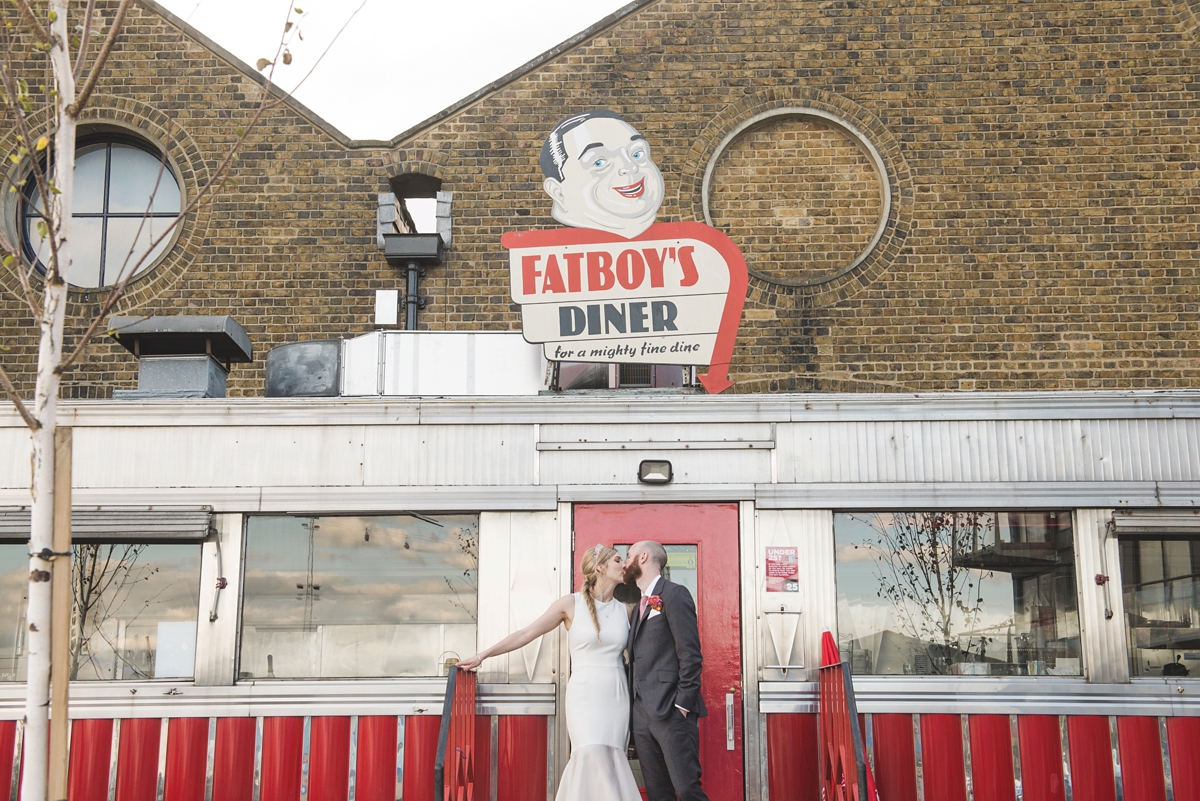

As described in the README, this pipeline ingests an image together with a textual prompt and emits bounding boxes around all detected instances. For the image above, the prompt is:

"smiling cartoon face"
[541,113,664,239]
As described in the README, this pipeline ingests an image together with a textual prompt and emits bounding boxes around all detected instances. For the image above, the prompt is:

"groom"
[624,540,710,801]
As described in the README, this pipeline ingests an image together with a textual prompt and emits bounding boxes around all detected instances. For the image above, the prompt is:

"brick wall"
[2,0,1199,396]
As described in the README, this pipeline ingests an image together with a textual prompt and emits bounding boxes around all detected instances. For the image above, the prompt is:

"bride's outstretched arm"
[457,594,574,671]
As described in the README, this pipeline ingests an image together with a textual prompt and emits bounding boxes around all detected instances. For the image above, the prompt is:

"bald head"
[630,540,667,572]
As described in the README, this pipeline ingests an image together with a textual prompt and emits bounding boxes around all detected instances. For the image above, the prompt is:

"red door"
[574,503,744,801]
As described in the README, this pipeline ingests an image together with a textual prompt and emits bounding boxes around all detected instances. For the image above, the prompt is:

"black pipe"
[406,261,420,330]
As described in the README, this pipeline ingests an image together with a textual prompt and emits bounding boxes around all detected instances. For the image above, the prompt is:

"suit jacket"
[627,577,708,721]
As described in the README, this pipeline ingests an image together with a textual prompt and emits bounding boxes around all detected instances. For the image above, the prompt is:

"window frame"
[19,132,182,288]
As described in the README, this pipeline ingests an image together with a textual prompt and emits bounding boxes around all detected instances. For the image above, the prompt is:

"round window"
[22,136,182,288]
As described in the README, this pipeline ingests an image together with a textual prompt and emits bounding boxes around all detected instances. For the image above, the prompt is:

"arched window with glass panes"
[22,134,181,288]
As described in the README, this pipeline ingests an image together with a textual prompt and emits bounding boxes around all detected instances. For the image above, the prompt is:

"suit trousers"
[631,697,710,801]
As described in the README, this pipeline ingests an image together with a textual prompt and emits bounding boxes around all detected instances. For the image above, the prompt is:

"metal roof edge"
[386,0,663,147]
[134,0,392,150]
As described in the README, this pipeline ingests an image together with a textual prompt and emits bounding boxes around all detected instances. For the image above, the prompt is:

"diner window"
[0,543,201,682]
[1120,535,1200,678]
[555,362,688,390]
[22,135,181,288]
[834,511,1081,677]
[240,514,478,679]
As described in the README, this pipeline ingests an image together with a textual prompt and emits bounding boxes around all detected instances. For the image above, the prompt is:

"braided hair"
[580,544,619,641]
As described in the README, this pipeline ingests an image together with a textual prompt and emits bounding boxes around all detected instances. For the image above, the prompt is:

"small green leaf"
[47,10,57,22]
[7,154,19,164]
[35,136,49,151]
[234,126,245,136]
[284,21,293,32]
[282,50,292,65]
[255,58,272,70]
[294,7,304,13]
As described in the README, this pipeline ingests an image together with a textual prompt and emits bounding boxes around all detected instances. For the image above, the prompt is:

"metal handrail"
[819,631,877,801]
[434,665,477,801]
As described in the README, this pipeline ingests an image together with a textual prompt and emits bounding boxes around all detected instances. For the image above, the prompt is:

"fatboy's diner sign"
[502,111,747,394]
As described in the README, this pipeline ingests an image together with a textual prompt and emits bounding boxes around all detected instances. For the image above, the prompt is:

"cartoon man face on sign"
[540,110,665,239]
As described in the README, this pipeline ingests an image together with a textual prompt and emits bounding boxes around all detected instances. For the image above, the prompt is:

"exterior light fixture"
[638,460,673,485]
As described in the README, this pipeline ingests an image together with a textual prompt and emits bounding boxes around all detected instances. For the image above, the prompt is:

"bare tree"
[849,511,993,674]
[0,3,362,796]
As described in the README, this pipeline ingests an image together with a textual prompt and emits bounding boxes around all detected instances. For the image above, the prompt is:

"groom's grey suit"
[627,575,710,801]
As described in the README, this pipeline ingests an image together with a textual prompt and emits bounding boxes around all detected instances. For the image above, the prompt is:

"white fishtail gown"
[555,592,642,801]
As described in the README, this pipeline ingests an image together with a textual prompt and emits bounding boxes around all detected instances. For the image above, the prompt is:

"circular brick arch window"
[703,108,890,288]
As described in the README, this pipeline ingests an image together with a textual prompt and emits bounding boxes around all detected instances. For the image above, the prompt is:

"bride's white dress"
[555,592,642,801]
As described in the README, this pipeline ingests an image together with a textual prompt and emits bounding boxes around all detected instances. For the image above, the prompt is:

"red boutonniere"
[647,595,663,613]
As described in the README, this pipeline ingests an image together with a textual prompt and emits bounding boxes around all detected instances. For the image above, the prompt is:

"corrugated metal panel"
[0,506,212,543]
[1074,509,1130,684]
[362,425,535,486]
[538,422,773,443]
[541,448,770,485]
[780,418,1200,485]
[72,426,366,489]
[1110,509,1200,535]
[0,429,29,489]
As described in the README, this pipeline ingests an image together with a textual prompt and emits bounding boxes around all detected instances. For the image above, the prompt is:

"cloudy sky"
[157,0,634,141]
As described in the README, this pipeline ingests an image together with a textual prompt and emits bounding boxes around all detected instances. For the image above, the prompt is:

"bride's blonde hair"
[581,544,619,640]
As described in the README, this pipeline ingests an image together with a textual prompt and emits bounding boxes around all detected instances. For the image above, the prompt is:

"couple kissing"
[458,540,709,801]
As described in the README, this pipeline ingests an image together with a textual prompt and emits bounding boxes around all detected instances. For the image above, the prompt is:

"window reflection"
[240,514,478,679]
[834,512,1081,677]
[1120,536,1200,678]
[0,543,201,682]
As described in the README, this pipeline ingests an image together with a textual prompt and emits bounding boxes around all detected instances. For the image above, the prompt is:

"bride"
[457,544,641,801]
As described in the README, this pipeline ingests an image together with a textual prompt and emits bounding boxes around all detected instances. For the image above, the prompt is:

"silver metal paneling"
[538,422,773,444]
[780,418,1200,486]
[72,426,367,488]
[1111,508,1200,535]
[541,449,770,485]
[194,514,243,687]
[363,426,535,486]
[0,681,555,720]
[757,678,1200,715]
[557,484,756,503]
[755,510,834,682]
[738,502,765,801]
[1075,509,1131,684]
[0,429,28,489]
[0,506,212,543]
[754,481,1194,509]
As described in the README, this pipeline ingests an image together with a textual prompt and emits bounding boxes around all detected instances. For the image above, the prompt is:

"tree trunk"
[23,3,74,799]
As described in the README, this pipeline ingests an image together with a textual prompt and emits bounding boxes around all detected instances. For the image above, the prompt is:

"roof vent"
[108,315,252,399]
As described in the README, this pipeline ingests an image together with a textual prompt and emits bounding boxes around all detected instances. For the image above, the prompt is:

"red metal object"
[163,718,208,801]
[117,717,162,801]
[766,713,819,801]
[474,714,492,801]
[260,717,303,801]
[574,502,744,800]
[212,717,256,801]
[436,667,477,801]
[497,717,546,801]
[919,714,967,801]
[1117,717,1166,801]
[404,716,441,801]
[818,632,877,801]
[968,715,1015,801]
[67,719,113,801]
[871,714,918,801]
[308,717,351,801]
[1167,717,1200,801]
[1066,717,1116,801]
[0,720,13,801]
[355,716,398,801]
[1017,715,1065,801]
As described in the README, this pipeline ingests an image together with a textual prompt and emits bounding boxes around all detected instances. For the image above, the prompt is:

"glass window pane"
[0,546,30,682]
[834,511,1081,677]
[240,514,479,679]
[74,143,108,213]
[103,217,174,283]
[0,543,200,682]
[28,216,103,287]
[107,143,180,214]
[1122,535,1200,678]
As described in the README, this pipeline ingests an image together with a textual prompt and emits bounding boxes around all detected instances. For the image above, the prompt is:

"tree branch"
[73,0,97,81]
[0,362,40,431]
[68,0,131,116]
[14,0,53,46]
